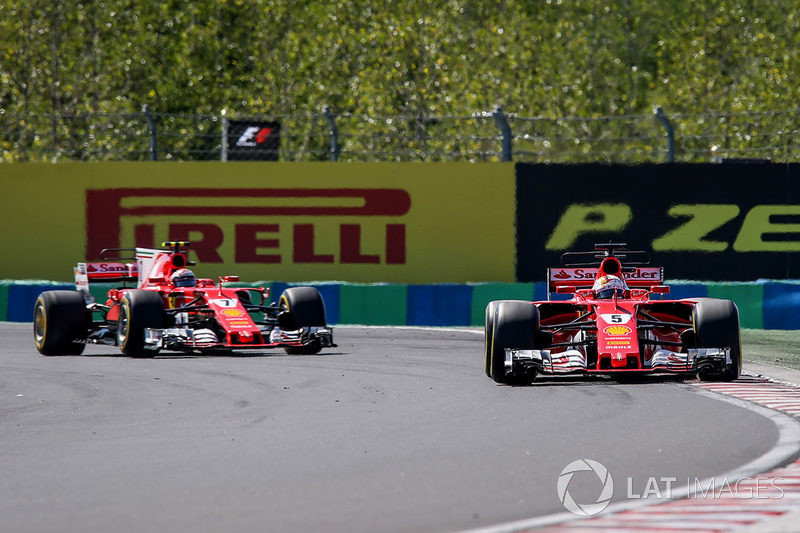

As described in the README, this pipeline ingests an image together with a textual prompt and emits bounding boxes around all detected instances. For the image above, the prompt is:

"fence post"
[323,105,339,162]
[654,106,674,163]
[221,109,229,162]
[493,105,512,162]
[142,104,157,161]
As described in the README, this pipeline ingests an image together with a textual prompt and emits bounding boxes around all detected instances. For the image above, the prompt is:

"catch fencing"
[3,106,799,163]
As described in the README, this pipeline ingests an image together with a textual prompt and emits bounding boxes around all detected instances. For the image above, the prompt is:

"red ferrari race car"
[33,241,335,358]
[485,243,741,385]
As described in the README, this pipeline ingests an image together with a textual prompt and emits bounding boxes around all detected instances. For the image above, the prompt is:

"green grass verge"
[742,329,800,372]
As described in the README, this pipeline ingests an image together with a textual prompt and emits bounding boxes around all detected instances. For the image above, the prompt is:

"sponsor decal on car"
[84,262,137,277]
[603,325,632,336]
[550,268,661,282]
[600,313,632,324]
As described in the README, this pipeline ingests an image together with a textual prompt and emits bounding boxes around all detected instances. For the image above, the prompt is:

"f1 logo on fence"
[235,126,275,147]
[227,120,281,160]
[85,188,411,265]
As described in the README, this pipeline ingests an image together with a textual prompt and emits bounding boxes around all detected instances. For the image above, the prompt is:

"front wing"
[505,346,730,377]
[143,326,335,353]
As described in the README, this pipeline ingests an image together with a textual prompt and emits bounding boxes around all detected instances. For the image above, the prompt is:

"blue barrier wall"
[4,280,799,329]
[762,282,800,330]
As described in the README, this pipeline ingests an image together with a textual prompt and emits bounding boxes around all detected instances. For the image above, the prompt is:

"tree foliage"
[1,0,798,161]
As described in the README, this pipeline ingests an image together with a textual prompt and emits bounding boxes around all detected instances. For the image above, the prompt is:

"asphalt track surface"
[0,323,789,533]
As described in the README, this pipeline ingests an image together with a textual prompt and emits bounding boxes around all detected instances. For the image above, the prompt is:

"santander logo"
[87,263,127,273]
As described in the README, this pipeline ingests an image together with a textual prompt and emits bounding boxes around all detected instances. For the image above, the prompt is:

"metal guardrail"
[2,106,798,163]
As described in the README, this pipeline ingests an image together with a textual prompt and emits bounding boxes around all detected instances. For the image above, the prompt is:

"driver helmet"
[592,274,628,299]
[171,268,196,287]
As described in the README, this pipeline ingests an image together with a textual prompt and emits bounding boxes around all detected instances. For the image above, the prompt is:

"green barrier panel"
[706,283,764,330]
[339,284,407,325]
[89,283,115,304]
[470,283,537,326]
[0,284,8,321]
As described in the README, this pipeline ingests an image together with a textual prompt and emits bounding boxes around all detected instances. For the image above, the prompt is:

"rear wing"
[77,242,192,295]
[75,262,138,284]
[74,262,139,303]
[547,266,664,299]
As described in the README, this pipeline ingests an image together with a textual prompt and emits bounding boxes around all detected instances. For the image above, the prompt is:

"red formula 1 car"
[485,243,741,385]
[34,241,335,357]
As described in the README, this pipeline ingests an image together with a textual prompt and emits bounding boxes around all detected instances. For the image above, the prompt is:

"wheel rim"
[33,302,46,346]
[118,303,129,347]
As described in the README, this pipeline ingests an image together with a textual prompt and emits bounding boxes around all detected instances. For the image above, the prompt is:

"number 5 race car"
[33,241,335,357]
[485,243,741,385]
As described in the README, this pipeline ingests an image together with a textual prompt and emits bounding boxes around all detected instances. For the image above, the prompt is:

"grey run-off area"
[0,323,794,533]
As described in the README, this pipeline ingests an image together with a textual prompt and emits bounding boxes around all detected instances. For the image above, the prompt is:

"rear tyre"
[693,298,741,381]
[279,287,327,355]
[33,291,88,355]
[118,290,164,358]
[490,301,539,385]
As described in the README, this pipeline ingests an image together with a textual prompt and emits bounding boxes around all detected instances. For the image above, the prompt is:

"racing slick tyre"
[692,298,741,381]
[279,287,327,355]
[484,301,499,378]
[490,301,539,385]
[118,290,164,358]
[485,300,528,378]
[33,290,89,356]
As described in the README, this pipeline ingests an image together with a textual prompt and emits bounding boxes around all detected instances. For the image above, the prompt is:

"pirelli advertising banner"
[0,162,516,283]
[516,163,800,282]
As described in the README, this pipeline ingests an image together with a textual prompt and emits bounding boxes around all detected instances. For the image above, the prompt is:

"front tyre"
[490,301,539,385]
[485,300,528,378]
[33,290,88,355]
[279,287,327,355]
[693,298,741,381]
[118,290,164,358]
[484,301,499,378]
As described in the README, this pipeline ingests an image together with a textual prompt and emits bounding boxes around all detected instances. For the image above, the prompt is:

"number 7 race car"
[485,243,741,385]
[33,241,335,358]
